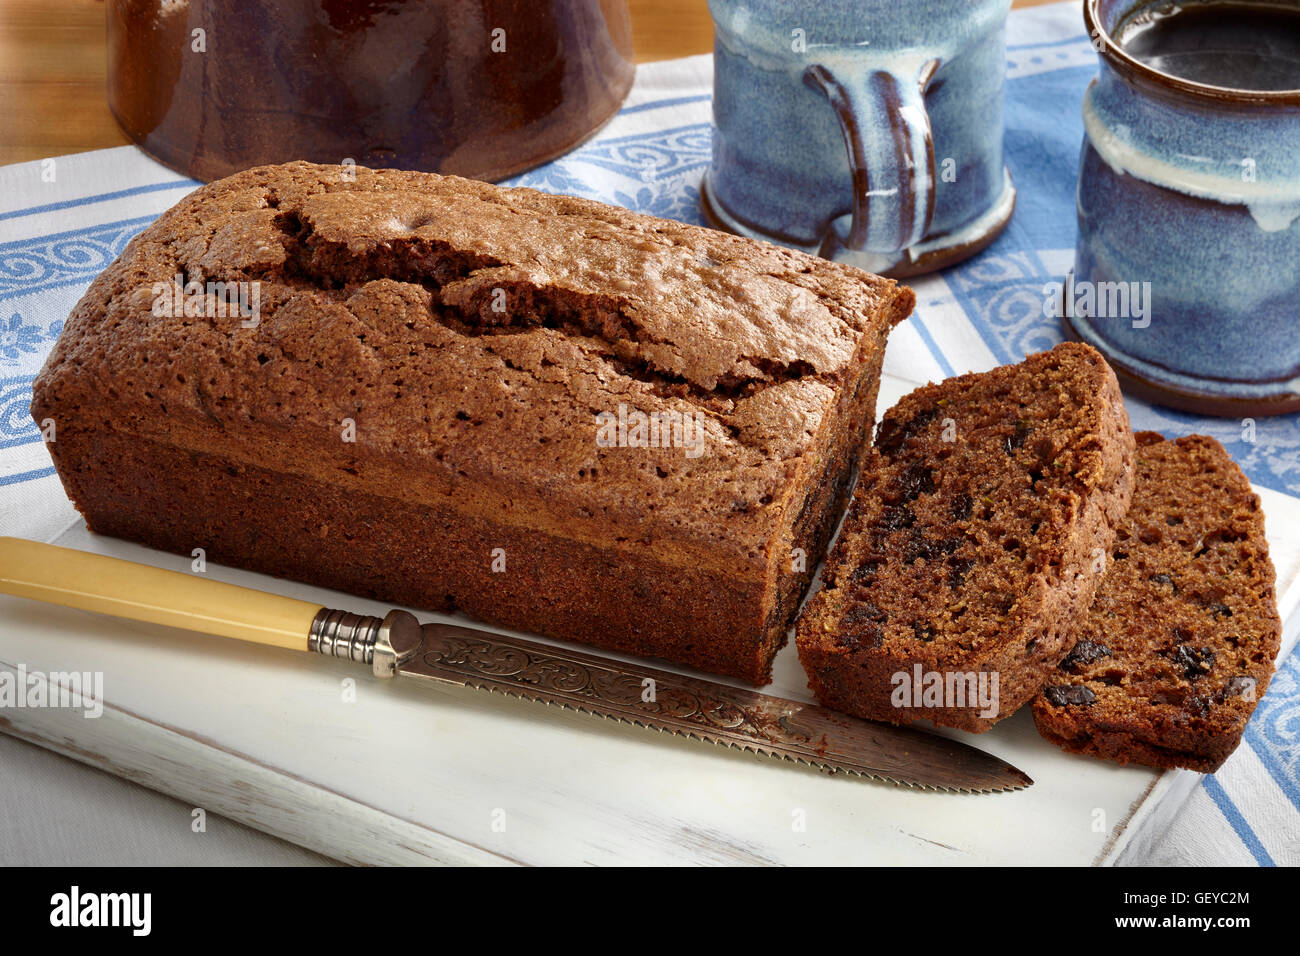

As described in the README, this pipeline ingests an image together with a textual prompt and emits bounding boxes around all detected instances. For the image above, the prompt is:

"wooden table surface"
[0,0,1063,166]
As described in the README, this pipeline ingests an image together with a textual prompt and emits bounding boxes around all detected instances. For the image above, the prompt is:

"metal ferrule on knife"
[308,607,423,678]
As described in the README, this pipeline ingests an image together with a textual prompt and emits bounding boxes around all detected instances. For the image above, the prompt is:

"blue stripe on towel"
[0,180,196,223]
[1203,775,1276,866]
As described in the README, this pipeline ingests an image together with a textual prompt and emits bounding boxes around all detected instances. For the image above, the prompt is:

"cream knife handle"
[0,537,423,677]
[0,536,322,650]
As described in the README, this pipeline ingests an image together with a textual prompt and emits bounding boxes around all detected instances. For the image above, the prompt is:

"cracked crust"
[796,343,1137,731]
[32,161,914,683]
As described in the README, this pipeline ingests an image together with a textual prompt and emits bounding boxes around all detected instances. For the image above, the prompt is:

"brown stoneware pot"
[108,0,635,182]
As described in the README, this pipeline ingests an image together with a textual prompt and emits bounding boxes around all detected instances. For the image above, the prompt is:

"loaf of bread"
[32,161,914,684]
[1033,432,1281,771]
[796,343,1136,731]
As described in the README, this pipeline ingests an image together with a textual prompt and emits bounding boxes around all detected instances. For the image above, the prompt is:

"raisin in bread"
[796,342,1136,732]
[1033,432,1281,771]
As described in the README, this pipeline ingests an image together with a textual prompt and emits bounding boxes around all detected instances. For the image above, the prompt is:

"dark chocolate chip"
[1207,603,1233,619]
[1062,639,1112,671]
[1148,572,1175,589]
[950,492,974,521]
[1045,685,1096,707]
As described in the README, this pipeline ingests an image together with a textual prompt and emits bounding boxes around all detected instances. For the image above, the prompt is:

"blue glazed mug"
[701,0,1016,277]
[1068,0,1300,416]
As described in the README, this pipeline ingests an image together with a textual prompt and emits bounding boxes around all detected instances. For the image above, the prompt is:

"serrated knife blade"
[401,622,1032,793]
[0,537,1032,793]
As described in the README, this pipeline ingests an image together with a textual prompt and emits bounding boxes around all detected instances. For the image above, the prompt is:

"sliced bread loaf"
[796,342,1136,732]
[1032,432,1281,772]
[31,161,912,685]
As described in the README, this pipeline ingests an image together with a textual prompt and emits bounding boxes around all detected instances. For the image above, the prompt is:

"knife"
[0,536,1031,793]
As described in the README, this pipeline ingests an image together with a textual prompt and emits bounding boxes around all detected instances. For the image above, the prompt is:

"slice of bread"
[796,342,1136,732]
[1032,432,1282,772]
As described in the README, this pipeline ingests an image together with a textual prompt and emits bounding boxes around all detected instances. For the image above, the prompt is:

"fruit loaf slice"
[1032,432,1281,772]
[796,342,1136,732]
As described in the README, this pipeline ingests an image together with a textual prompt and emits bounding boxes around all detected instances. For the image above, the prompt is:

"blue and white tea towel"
[0,0,1296,864]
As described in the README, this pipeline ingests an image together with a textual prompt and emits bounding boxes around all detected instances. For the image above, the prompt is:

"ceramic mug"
[1068,0,1300,416]
[701,0,1016,277]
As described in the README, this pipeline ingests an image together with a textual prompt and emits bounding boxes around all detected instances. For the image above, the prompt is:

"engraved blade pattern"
[400,623,1033,793]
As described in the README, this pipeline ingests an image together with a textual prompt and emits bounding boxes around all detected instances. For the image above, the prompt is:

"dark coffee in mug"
[1116,2,1300,91]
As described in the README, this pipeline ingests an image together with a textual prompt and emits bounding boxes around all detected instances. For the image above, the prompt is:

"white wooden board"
[2,373,1298,865]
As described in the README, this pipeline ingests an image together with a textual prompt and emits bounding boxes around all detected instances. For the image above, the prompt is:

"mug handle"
[804,58,941,257]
